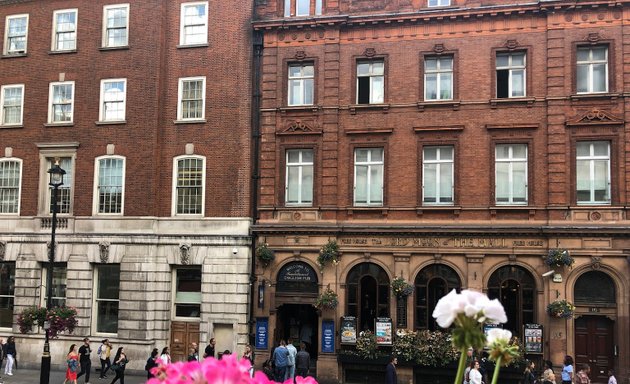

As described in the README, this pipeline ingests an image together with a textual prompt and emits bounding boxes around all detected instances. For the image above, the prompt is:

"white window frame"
[424,56,453,101]
[99,78,127,122]
[40,263,67,308]
[0,84,24,126]
[356,60,385,104]
[92,264,120,336]
[48,81,75,124]
[284,0,322,17]
[93,155,126,216]
[51,9,78,52]
[285,149,313,206]
[288,63,314,106]
[576,46,608,94]
[496,52,526,98]
[179,2,208,46]
[576,141,611,205]
[495,144,528,205]
[177,76,206,121]
[172,267,202,320]
[428,0,450,6]
[422,146,454,205]
[38,152,76,216]
[4,14,29,55]
[102,4,129,48]
[172,155,206,216]
[0,158,22,215]
[353,148,384,206]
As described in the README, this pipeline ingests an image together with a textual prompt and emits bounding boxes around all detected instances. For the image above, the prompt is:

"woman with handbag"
[110,346,129,384]
[63,344,79,384]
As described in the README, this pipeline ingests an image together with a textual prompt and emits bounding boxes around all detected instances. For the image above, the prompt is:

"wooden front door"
[575,316,614,383]
[170,321,200,362]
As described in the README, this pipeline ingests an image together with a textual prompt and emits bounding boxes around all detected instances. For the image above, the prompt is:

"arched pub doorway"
[487,265,535,337]
[574,270,616,383]
[275,261,319,357]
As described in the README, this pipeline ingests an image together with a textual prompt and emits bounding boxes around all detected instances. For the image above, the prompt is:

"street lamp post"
[40,161,65,384]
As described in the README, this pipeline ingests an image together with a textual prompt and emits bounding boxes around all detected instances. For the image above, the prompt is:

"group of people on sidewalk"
[266,338,311,382]
[63,337,128,384]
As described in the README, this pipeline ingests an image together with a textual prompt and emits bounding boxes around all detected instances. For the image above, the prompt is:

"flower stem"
[490,356,502,384]
[454,347,467,384]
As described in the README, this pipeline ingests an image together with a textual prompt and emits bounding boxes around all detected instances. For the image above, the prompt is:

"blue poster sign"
[255,317,268,350]
[321,320,335,353]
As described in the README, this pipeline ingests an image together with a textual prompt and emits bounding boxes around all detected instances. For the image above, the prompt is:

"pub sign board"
[375,317,393,345]
[255,317,268,350]
[340,316,357,344]
[322,320,335,353]
[524,324,543,354]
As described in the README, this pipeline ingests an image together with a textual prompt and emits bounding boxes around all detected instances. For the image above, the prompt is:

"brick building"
[0,0,252,370]
[252,0,630,382]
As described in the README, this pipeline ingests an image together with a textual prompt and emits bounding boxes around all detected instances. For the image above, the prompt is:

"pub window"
[574,271,615,306]
[414,264,461,330]
[346,262,390,332]
[487,265,535,337]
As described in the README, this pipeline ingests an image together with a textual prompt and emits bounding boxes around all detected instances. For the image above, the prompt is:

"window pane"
[496,163,509,201]
[355,166,367,203]
[304,79,314,104]
[512,144,527,159]
[592,142,609,156]
[496,145,510,159]
[372,61,384,75]
[0,160,20,214]
[371,76,384,103]
[97,300,119,333]
[425,74,437,100]
[592,64,607,92]
[576,142,590,157]
[424,147,437,161]
[370,165,383,203]
[576,159,590,192]
[512,53,525,66]
[439,73,452,99]
[512,70,524,97]
[576,48,589,62]
[576,65,588,93]
[297,0,310,15]
[98,265,120,300]
[370,148,383,162]
[425,58,437,71]
[439,163,453,202]
[424,163,437,202]
[592,47,607,61]
[439,57,452,70]
[593,160,608,190]
[357,63,370,76]
[286,166,300,203]
[441,147,453,160]
[512,163,527,201]
[302,165,313,203]
[496,54,509,67]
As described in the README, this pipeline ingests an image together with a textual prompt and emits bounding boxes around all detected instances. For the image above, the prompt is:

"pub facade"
[251,0,630,383]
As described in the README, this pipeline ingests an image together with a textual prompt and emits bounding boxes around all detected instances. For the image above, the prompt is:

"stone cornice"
[253,1,628,30]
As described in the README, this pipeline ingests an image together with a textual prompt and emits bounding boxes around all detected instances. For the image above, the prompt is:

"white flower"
[432,289,462,328]
[486,328,512,346]
[432,289,508,329]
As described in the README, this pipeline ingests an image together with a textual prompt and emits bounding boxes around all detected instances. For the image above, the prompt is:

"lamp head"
[48,160,66,187]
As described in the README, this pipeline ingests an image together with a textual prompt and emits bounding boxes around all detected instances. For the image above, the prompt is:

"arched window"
[276,261,318,295]
[575,271,615,306]
[414,264,461,330]
[346,263,390,332]
[487,265,535,337]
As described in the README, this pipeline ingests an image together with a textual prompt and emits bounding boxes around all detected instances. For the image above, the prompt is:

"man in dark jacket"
[295,342,310,378]
[386,356,397,384]
[76,337,92,384]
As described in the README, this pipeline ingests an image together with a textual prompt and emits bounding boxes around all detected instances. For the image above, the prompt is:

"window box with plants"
[17,306,78,338]
[256,243,275,268]
[391,277,414,299]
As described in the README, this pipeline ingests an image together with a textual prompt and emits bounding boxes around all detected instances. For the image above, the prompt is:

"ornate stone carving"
[180,243,191,265]
[99,241,110,263]
[586,32,601,44]
[567,108,624,126]
[363,48,377,57]
[505,39,519,50]
[294,50,307,60]
[284,120,316,133]
[590,256,602,270]
[0,241,5,261]
[433,43,445,54]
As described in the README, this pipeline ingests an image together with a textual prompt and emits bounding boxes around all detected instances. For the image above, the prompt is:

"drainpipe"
[248,28,264,347]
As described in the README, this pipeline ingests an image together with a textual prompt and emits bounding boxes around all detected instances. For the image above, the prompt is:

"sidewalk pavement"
[0,368,148,384]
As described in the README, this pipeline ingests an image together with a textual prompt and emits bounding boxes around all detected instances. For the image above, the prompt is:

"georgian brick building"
[0,0,252,369]
[252,0,630,382]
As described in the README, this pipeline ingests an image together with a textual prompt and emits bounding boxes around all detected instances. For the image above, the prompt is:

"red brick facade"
[253,1,630,383]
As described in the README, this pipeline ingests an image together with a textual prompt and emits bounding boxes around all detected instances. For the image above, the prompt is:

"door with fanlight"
[574,316,613,383]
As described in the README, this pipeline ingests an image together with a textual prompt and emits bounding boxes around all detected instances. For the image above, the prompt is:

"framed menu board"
[524,324,543,354]
[340,316,357,344]
[322,320,335,353]
[375,317,393,345]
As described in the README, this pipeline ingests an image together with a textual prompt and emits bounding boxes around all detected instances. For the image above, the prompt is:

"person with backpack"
[98,339,112,379]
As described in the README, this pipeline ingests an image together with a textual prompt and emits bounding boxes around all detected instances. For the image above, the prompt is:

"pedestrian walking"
[98,339,112,379]
[187,342,199,362]
[561,355,574,384]
[145,348,159,379]
[203,338,216,359]
[542,360,556,384]
[385,356,397,384]
[285,338,297,382]
[272,340,289,382]
[242,344,254,378]
[468,360,482,384]
[76,337,92,384]
[3,336,16,376]
[523,360,536,384]
[608,369,617,384]
[575,364,591,384]
[109,347,128,384]
[295,342,310,378]
[64,344,79,384]
[159,347,171,365]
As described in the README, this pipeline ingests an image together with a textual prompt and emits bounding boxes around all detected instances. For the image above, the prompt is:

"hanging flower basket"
[547,299,575,318]
[315,287,338,310]
[545,249,574,268]
[391,276,414,298]
[17,306,78,338]
[317,239,340,271]
[255,243,275,268]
